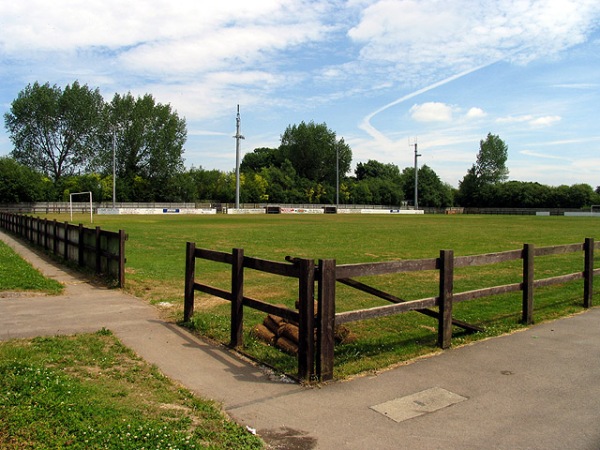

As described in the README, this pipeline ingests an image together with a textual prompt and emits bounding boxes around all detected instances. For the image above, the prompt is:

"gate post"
[230,248,244,348]
[297,258,315,381]
[438,249,454,349]
[184,242,196,322]
[522,243,534,324]
[584,238,594,308]
[317,259,336,382]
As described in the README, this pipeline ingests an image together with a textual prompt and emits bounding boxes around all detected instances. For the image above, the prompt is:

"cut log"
[251,324,276,345]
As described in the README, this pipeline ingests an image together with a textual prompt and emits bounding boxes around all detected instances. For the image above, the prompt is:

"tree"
[355,160,401,182]
[475,133,509,184]
[5,81,105,185]
[103,93,187,201]
[240,147,285,173]
[0,157,47,202]
[400,165,453,207]
[457,133,508,206]
[280,121,352,185]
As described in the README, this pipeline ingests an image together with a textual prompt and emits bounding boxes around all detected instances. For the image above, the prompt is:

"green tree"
[60,173,108,202]
[0,157,47,202]
[259,161,301,203]
[475,133,509,184]
[355,160,401,181]
[280,121,352,185]
[350,181,373,204]
[240,147,285,173]
[400,165,453,207]
[4,81,105,186]
[458,133,509,206]
[566,184,595,208]
[241,172,269,203]
[103,93,187,201]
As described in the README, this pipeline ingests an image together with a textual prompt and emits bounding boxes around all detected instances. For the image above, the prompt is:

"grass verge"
[0,240,63,295]
[0,330,263,449]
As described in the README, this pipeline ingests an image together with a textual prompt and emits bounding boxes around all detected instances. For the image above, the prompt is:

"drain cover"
[370,387,467,423]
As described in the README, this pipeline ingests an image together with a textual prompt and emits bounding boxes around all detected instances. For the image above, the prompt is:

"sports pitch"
[55,213,600,378]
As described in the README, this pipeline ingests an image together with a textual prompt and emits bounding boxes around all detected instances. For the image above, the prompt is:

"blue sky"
[1,0,599,188]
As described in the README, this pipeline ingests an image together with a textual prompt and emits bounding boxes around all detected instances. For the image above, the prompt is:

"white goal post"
[69,191,93,223]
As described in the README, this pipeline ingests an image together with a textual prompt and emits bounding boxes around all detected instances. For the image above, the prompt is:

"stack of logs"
[252,303,355,356]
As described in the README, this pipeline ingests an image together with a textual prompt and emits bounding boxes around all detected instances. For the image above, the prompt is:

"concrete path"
[1,230,600,450]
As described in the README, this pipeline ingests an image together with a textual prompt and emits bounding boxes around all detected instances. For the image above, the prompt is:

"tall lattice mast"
[233,105,245,209]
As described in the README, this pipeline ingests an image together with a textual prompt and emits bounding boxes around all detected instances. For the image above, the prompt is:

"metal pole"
[336,145,339,207]
[414,142,421,210]
[112,128,116,208]
[233,105,245,210]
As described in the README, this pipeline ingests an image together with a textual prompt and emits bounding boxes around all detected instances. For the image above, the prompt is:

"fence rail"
[0,212,127,287]
[184,238,597,383]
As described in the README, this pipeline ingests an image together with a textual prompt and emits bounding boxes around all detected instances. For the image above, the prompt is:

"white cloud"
[520,150,571,161]
[497,114,562,127]
[348,0,600,84]
[529,116,562,127]
[0,0,334,80]
[497,115,535,124]
[465,107,487,119]
[409,102,454,122]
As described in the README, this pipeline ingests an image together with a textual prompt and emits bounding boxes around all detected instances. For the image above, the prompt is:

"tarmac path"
[1,230,600,450]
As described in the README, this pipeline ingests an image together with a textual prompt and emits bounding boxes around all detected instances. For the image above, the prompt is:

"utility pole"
[413,139,421,210]
[336,145,339,207]
[112,128,117,208]
[233,105,245,209]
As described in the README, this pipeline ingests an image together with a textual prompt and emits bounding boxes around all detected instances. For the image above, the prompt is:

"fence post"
[230,248,244,348]
[438,249,454,349]
[297,258,315,381]
[584,238,594,308]
[53,220,58,255]
[118,230,126,288]
[184,242,196,322]
[43,218,49,250]
[36,217,42,246]
[95,226,102,275]
[63,222,69,261]
[27,216,33,242]
[522,243,534,324]
[77,224,85,267]
[317,259,336,382]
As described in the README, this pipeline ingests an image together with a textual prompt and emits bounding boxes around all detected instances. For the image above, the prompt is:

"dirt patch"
[259,427,317,450]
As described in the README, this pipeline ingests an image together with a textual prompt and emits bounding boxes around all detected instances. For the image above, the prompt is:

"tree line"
[2,81,599,209]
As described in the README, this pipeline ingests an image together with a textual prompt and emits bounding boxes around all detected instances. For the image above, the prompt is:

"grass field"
[40,213,600,379]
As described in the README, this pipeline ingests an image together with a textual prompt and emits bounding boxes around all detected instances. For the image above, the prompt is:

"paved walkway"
[1,230,600,450]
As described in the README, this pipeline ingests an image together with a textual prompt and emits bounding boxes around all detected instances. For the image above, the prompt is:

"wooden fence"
[184,238,598,383]
[0,212,127,287]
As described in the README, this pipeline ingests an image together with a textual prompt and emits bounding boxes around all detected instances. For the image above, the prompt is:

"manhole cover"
[370,387,467,423]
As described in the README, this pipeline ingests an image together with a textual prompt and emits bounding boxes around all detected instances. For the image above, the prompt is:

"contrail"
[359,60,501,142]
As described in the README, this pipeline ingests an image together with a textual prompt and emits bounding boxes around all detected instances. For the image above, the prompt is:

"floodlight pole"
[336,145,339,207]
[112,128,117,208]
[413,141,421,210]
[233,105,245,209]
